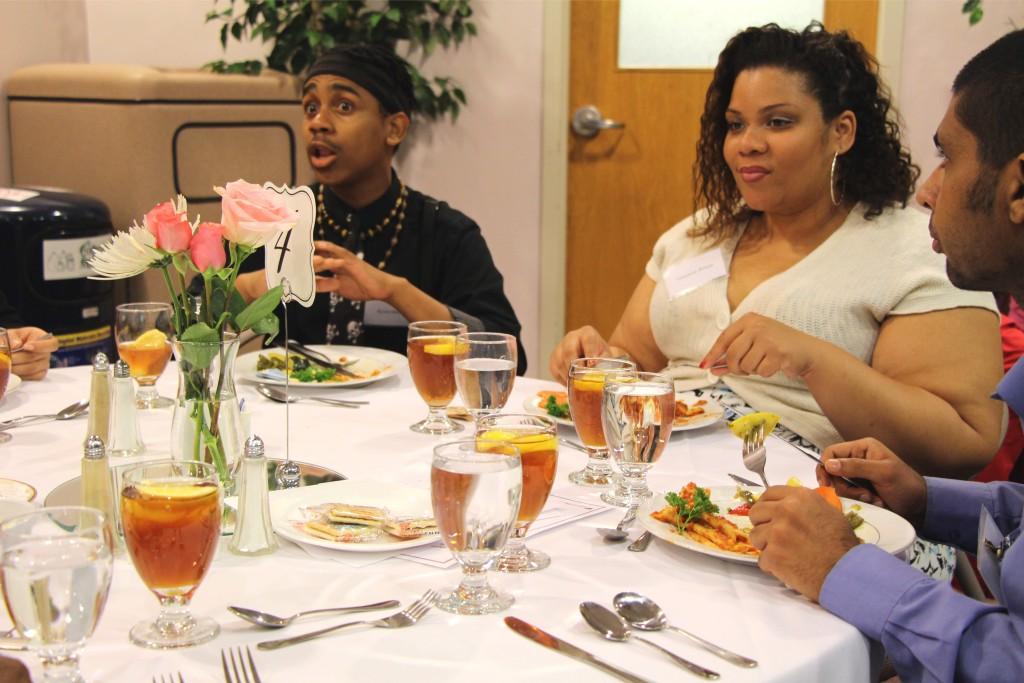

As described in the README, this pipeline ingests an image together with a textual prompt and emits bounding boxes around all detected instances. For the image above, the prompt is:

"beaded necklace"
[316,183,408,269]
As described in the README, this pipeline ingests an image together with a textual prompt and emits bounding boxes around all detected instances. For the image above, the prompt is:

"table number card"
[262,183,316,307]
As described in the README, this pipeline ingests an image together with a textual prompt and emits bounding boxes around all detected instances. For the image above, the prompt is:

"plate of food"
[524,389,724,432]
[236,345,406,389]
[639,482,916,565]
[271,480,438,553]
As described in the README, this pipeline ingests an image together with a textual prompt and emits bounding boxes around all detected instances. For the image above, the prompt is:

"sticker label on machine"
[42,236,109,281]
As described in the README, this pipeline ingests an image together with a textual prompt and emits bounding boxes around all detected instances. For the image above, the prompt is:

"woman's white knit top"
[645,204,998,448]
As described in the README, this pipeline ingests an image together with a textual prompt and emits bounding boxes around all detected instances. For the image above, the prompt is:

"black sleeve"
[0,290,24,328]
[430,206,528,375]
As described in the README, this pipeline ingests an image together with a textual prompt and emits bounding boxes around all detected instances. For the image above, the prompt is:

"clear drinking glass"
[566,357,636,487]
[431,439,522,615]
[476,414,557,572]
[601,372,675,507]
[115,302,174,409]
[0,327,13,444]
[1,507,113,683]
[120,460,221,648]
[454,332,518,424]
[407,320,468,434]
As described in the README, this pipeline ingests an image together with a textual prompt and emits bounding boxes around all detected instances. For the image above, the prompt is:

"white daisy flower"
[87,224,164,280]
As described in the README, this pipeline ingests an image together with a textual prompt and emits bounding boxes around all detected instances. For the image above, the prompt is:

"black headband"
[305,48,414,115]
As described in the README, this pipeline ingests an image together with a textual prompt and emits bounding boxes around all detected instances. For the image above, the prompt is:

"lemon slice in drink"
[133,329,168,349]
[571,371,606,392]
[136,482,216,499]
[727,411,780,439]
[423,338,468,355]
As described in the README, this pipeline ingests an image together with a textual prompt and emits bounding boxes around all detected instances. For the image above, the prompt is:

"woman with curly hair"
[550,23,1003,478]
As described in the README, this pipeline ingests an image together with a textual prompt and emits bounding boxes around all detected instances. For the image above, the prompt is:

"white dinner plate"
[236,345,406,389]
[271,479,438,553]
[639,485,916,565]
[523,390,724,432]
[1,374,22,401]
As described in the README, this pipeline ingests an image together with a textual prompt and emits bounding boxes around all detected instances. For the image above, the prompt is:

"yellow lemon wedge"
[136,482,217,500]
[478,430,555,454]
[133,329,168,349]
[727,411,780,439]
[571,372,606,392]
[786,476,803,487]
[0,352,10,368]
[423,337,468,356]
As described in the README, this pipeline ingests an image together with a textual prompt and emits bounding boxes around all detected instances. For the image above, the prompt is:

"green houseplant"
[205,0,475,121]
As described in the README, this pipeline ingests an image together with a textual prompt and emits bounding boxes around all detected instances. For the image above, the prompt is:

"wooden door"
[565,0,879,337]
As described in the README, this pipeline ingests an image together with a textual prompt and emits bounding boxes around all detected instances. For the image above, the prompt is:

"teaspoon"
[613,592,758,668]
[579,602,720,679]
[597,505,638,542]
[0,399,89,430]
[256,384,368,408]
[228,599,400,629]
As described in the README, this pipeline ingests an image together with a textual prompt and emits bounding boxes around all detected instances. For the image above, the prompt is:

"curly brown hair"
[692,23,919,243]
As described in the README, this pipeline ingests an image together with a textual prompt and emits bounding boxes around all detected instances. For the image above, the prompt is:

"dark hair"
[953,28,1024,170]
[306,43,416,116]
[693,23,918,243]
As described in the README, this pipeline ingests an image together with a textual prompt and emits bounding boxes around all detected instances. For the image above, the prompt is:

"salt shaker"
[229,435,278,556]
[81,435,114,521]
[86,353,111,444]
[107,360,144,457]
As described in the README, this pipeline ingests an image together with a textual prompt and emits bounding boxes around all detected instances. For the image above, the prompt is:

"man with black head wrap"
[236,44,526,374]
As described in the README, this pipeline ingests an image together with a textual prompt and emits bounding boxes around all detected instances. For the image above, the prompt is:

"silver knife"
[728,473,762,488]
[504,616,655,683]
[285,341,358,378]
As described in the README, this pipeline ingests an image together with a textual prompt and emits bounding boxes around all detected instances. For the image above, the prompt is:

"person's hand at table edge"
[8,327,58,381]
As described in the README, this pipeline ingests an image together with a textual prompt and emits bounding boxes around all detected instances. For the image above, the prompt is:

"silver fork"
[222,646,261,683]
[742,422,769,488]
[152,674,185,683]
[257,589,438,650]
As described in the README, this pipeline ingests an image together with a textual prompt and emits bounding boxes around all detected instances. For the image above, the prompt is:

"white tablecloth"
[0,363,880,682]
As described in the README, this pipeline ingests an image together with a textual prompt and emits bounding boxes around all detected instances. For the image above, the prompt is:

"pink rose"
[190,222,227,272]
[144,200,192,253]
[215,180,295,248]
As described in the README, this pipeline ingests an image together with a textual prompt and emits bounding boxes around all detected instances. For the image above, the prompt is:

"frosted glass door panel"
[619,0,824,69]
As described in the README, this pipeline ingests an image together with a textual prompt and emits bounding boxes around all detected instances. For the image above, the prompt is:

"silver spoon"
[613,592,758,668]
[228,599,400,629]
[0,399,89,430]
[256,384,368,408]
[579,602,720,679]
[597,505,638,542]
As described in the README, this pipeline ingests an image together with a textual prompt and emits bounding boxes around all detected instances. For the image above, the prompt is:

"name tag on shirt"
[364,301,409,327]
[662,249,727,300]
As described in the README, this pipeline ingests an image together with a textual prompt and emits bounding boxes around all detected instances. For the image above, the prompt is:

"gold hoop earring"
[830,152,843,207]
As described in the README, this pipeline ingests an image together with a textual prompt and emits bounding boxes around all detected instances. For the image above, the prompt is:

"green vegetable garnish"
[666,487,719,533]
[544,394,570,419]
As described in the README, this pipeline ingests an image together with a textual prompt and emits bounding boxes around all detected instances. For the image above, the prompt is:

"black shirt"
[240,174,527,374]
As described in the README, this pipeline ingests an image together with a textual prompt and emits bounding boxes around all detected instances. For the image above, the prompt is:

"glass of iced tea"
[120,459,221,649]
[454,332,517,424]
[567,357,636,487]
[0,328,12,444]
[476,414,557,572]
[407,320,467,435]
[601,372,675,507]
[1,507,113,683]
[115,302,174,409]
[431,439,521,615]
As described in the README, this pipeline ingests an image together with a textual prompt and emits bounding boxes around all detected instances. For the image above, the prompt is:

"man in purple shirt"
[748,30,1024,683]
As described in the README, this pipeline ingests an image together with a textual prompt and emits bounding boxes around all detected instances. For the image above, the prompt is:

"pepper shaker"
[229,435,278,556]
[107,360,144,457]
[86,353,111,444]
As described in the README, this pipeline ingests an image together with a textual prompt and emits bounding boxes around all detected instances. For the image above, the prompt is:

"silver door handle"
[572,105,625,137]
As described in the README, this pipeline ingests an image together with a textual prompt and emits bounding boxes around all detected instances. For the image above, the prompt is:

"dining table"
[0,358,884,683]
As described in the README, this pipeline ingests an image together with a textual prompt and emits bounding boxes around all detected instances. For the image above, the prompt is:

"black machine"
[0,188,115,366]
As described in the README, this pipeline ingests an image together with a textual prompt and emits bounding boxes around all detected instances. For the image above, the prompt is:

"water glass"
[566,357,636,487]
[431,440,522,615]
[476,414,557,572]
[454,332,517,424]
[1,507,113,683]
[115,302,174,409]
[121,460,221,648]
[0,327,12,444]
[407,320,468,434]
[601,372,675,506]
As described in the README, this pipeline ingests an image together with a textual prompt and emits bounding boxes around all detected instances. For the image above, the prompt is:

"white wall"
[51,0,544,373]
[898,0,1023,187]
[0,0,89,186]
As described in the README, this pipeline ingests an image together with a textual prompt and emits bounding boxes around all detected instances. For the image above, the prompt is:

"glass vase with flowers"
[89,181,295,488]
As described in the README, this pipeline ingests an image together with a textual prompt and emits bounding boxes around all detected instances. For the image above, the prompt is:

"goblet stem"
[602,464,653,507]
[410,405,463,435]
[568,447,614,487]
[135,381,172,410]
[154,595,196,639]
[39,650,84,683]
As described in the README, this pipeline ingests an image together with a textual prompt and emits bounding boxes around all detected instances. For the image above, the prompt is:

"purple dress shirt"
[819,358,1024,683]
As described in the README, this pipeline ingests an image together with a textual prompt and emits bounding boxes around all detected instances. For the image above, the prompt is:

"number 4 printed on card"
[262,183,316,307]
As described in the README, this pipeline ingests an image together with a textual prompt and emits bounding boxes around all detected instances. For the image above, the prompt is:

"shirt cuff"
[921,477,989,549]
[448,307,485,333]
[819,543,929,641]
